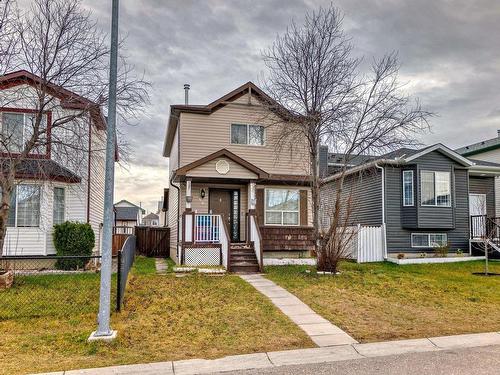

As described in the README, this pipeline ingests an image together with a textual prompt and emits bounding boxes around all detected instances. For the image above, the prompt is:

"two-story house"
[321,144,500,258]
[163,82,315,272]
[0,70,110,256]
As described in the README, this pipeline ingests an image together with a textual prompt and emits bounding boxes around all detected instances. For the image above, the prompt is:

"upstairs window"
[402,170,414,206]
[231,124,264,145]
[421,171,451,207]
[1,111,47,154]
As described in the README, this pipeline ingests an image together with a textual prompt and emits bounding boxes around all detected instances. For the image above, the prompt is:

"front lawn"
[0,257,312,375]
[266,261,500,343]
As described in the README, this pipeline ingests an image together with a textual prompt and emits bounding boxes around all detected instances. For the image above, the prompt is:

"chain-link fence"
[116,235,136,311]
[0,255,117,320]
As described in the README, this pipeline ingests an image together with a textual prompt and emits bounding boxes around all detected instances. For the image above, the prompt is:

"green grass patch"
[266,261,500,343]
[0,258,311,375]
[131,256,157,275]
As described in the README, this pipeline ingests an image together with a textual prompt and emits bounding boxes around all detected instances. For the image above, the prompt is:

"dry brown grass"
[266,261,500,343]
[0,257,312,375]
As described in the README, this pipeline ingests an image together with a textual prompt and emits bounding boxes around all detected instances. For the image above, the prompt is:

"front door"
[469,193,487,238]
[209,189,240,242]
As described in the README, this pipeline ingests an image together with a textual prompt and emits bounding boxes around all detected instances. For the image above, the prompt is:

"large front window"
[3,184,41,227]
[421,171,451,207]
[231,124,265,145]
[265,189,299,225]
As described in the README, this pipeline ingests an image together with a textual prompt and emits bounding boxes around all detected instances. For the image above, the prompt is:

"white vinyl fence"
[343,224,385,263]
[356,224,385,263]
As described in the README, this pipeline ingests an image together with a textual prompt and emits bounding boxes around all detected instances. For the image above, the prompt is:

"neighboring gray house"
[321,143,500,256]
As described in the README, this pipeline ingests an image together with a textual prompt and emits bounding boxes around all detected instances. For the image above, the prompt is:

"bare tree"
[0,0,149,255]
[262,4,431,272]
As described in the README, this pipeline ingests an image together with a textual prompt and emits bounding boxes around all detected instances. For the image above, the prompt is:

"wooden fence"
[112,234,130,256]
[135,226,170,257]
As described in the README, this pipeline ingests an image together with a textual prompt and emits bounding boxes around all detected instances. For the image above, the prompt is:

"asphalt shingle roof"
[114,207,139,221]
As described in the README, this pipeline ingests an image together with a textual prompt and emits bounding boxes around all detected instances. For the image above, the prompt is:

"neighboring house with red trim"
[163,82,314,272]
[0,70,112,256]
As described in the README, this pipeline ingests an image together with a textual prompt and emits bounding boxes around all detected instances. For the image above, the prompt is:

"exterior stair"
[230,243,260,273]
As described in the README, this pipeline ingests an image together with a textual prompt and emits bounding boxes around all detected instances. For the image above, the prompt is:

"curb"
[34,331,500,375]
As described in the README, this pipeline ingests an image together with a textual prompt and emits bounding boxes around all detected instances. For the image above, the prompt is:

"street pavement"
[223,345,500,375]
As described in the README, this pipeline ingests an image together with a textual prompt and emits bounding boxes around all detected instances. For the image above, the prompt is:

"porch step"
[229,243,259,273]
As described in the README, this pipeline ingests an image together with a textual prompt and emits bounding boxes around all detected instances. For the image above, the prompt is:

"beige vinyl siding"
[186,157,258,179]
[179,93,310,175]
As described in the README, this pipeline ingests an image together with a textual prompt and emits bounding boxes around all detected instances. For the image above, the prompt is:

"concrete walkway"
[35,333,500,374]
[239,274,357,347]
[155,258,168,274]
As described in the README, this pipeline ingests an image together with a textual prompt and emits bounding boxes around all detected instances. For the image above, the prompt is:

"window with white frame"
[53,187,65,225]
[411,233,447,248]
[402,170,414,206]
[265,189,299,225]
[0,112,47,154]
[3,184,41,227]
[231,124,265,145]
[421,171,451,207]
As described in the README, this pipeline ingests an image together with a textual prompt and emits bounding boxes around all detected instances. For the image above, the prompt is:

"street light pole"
[89,0,119,342]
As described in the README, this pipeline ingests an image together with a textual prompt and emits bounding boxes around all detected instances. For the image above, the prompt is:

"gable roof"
[0,70,107,130]
[455,134,500,156]
[323,143,476,183]
[398,143,473,166]
[114,199,146,214]
[163,82,293,157]
[175,148,268,178]
[143,212,159,221]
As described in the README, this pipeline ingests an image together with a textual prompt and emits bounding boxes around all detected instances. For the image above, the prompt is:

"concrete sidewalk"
[239,274,357,346]
[35,332,500,375]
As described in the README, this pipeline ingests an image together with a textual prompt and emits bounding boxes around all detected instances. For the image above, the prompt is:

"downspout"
[86,119,92,223]
[375,163,388,259]
[169,172,180,256]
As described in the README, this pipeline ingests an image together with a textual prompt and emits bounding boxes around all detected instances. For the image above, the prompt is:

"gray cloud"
[43,0,500,212]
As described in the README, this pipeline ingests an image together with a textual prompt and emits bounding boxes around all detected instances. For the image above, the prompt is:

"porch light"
[200,189,206,199]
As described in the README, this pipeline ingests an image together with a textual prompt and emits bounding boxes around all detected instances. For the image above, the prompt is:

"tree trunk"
[310,140,321,261]
[0,182,14,259]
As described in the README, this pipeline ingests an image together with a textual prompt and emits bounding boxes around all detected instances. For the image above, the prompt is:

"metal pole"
[90,0,119,341]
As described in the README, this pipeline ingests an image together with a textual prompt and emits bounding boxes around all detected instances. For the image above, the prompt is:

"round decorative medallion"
[215,159,230,175]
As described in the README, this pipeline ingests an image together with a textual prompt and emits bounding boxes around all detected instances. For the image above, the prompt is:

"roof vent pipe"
[184,84,190,105]
[497,129,500,138]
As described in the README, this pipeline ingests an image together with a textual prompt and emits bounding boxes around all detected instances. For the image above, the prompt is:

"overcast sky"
[78,0,500,213]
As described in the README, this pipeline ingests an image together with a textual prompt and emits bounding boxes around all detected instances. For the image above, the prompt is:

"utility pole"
[89,0,119,342]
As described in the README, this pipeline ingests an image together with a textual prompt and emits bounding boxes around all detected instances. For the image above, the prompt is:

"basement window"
[411,233,447,248]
